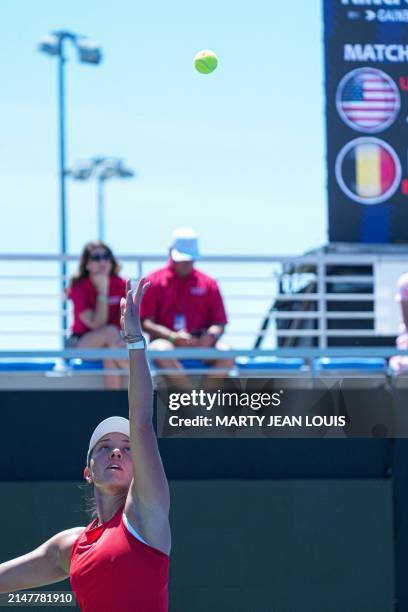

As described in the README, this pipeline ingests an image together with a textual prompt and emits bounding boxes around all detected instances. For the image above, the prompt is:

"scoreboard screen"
[324,0,408,243]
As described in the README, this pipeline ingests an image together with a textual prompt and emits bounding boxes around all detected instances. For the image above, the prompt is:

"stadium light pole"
[38,31,103,347]
[67,157,135,241]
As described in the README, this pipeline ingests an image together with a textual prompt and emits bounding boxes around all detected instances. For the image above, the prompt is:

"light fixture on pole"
[38,30,103,346]
[67,157,136,241]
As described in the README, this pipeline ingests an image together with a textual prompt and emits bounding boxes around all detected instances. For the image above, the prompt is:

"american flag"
[337,68,400,132]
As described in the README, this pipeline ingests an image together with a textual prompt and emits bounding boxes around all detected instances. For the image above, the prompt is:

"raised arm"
[0,527,84,594]
[121,279,171,554]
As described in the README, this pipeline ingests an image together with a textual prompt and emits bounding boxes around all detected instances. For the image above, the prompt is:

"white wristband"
[127,339,146,350]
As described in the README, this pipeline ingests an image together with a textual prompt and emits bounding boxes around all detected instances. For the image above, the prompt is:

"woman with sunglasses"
[67,241,127,389]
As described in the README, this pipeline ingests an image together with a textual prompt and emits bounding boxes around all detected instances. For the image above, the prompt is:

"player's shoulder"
[53,526,86,550]
[51,527,86,573]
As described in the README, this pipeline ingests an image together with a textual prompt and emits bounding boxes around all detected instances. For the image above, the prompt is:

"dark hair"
[69,241,121,288]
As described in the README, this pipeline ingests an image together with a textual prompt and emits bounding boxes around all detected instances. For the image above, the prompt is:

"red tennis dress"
[70,507,169,611]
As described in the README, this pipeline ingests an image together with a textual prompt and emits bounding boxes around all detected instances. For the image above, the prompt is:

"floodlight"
[76,38,103,65]
[67,160,94,180]
[117,162,135,178]
[67,157,136,240]
[98,159,121,180]
[38,35,60,56]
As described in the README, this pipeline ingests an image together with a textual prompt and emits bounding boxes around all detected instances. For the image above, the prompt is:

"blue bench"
[236,357,305,371]
[68,359,104,371]
[179,359,210,369]
[0,360,56,371]
[314,358,387,371]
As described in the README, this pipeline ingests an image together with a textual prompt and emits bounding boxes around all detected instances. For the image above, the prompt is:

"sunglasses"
[89,252,110,262]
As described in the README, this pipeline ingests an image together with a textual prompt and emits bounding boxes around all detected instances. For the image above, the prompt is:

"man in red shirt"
[140,227,234,387]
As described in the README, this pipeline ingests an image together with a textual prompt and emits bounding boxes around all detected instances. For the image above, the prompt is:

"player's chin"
[103,479,131,495]
[107,470,132,485]
[101,470,123,483]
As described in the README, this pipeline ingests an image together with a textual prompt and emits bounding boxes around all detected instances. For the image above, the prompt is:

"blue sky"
[0,0,326,257]
[0,0,326,350]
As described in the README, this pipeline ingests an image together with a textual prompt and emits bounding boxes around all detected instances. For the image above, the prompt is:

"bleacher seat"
[179,359,209,369]
[0,360,56,371]
[236,357,305,371]
[68,359,104,371]
[313,357,388,390]
[314,358,387,371]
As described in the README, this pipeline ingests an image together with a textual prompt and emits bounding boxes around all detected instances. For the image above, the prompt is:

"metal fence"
[1,250,408,387]
[0,251,404,354]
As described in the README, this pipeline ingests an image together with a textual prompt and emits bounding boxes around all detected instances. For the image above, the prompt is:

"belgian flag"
[340,139,399,201]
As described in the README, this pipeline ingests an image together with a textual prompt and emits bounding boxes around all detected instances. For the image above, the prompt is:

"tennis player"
[0,278,171,611]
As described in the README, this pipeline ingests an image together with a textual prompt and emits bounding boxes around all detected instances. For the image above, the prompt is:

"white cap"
[86,416,130,465]
[170,227,200,262]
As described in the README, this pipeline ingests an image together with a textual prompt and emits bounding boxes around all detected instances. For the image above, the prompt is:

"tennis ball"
[193,50,218,74]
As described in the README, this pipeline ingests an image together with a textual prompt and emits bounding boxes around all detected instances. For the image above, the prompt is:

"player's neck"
[94,491,126,525]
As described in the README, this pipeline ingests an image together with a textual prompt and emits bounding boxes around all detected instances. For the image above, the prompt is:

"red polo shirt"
[68,275,127,336]
[140,264,227,334]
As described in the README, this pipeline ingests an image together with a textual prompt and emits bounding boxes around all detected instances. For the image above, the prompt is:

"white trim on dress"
[122,513,149,546]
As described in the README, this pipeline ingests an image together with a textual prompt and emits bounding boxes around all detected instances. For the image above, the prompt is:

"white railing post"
[317,254,327,349]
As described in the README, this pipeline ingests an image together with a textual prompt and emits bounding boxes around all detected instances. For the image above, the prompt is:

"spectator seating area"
[1,250,408,388]
[0,352,406,389]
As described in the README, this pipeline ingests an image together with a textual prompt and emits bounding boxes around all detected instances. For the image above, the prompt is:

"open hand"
[120,278,150,338]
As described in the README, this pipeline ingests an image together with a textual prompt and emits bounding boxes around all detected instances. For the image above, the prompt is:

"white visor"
[86,416,130,465]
